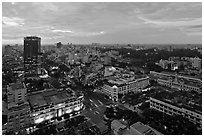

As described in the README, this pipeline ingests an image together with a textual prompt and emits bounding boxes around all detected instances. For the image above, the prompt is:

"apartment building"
[6,82,31,134]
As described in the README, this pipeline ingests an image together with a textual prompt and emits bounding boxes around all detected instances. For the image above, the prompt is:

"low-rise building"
[150,71,202,93]
[27,88,84,131]
[190,57,202,69]
[111,120,162,135]
[150,89,202,127]
[102,75,149,102]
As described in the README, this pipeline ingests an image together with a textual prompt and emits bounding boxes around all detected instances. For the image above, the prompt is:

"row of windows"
[151,101,201,120]
[33,101,81,117]
[154,106,201,124]
[158,80,200,92]
[118,81,149,91]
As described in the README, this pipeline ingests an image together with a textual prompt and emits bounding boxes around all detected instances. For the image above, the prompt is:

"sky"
[2,2,202,45]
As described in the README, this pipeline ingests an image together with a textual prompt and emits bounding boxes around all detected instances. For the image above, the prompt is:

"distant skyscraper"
[24,36,42,76]
[168,45,173,52]
[56,42,63,48]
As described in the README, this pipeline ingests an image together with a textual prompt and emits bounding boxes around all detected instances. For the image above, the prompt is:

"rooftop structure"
[9,82,26,90]
[28,88,79,110]
[105,74,148,87]
[111,120,162,135]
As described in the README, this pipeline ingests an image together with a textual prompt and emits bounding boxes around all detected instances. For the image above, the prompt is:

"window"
[9,115,14,120]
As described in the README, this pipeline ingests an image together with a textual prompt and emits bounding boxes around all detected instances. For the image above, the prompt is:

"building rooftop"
[28,88,77,110]
[24,36,41,40]
[28,94,47,109]
[111,119,127,132]
[96,122,108,133]
[130,122,162,135]
[105,75,148,87]
[9,82,25,90]
[111,120,162,135]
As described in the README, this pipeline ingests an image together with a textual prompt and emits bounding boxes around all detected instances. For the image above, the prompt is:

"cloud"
[43,35,65,40]
[2,16,24,26]
[2,2,201,44]
[138,16,201,28]
[69,31,106,37]
[50,27,105,37]
[32,3,59,12]
[51,29,72,33]
[182,25,202,36]
[187,25,202,29]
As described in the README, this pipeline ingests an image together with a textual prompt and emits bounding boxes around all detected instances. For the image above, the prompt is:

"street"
[81,89,112,125]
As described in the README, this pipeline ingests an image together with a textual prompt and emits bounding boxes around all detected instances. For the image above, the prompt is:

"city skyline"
[2,2,202,45]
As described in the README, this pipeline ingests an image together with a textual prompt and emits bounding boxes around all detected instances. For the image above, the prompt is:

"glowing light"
[58,109,62,117]
[34,117,44,124]
[58,104,63,107]
[39,74,49,78]
[80,104,83,108]
[66,109,72,113]
[74,106,80,111]
[45,115,53,120]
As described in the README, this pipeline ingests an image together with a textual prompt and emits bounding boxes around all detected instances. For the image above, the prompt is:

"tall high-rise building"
[24,36,42,76]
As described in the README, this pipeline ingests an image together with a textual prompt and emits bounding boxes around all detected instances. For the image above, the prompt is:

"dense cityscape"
[2,37,202,135]
[2,2,202,135]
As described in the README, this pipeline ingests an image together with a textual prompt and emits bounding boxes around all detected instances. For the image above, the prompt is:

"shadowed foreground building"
[3,81,84,134]
[111,120,162,135]
[5,83,31,134]
[150,89,202,127]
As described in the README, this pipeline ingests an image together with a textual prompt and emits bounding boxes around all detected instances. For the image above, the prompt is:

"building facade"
[7,102,31,134]
[7,83,27,104]
[150,97,202,127]
[6,82,31,134]
[27,88,84,131]
[102,76,149,102]
[24,36,42,76]
[150,71,202,93]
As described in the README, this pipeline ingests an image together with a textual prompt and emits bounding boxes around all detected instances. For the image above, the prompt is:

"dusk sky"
[2,2,202,45]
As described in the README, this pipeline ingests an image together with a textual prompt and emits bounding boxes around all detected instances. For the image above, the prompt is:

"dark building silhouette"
[24,36,42,76]
[56,42,63,48]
